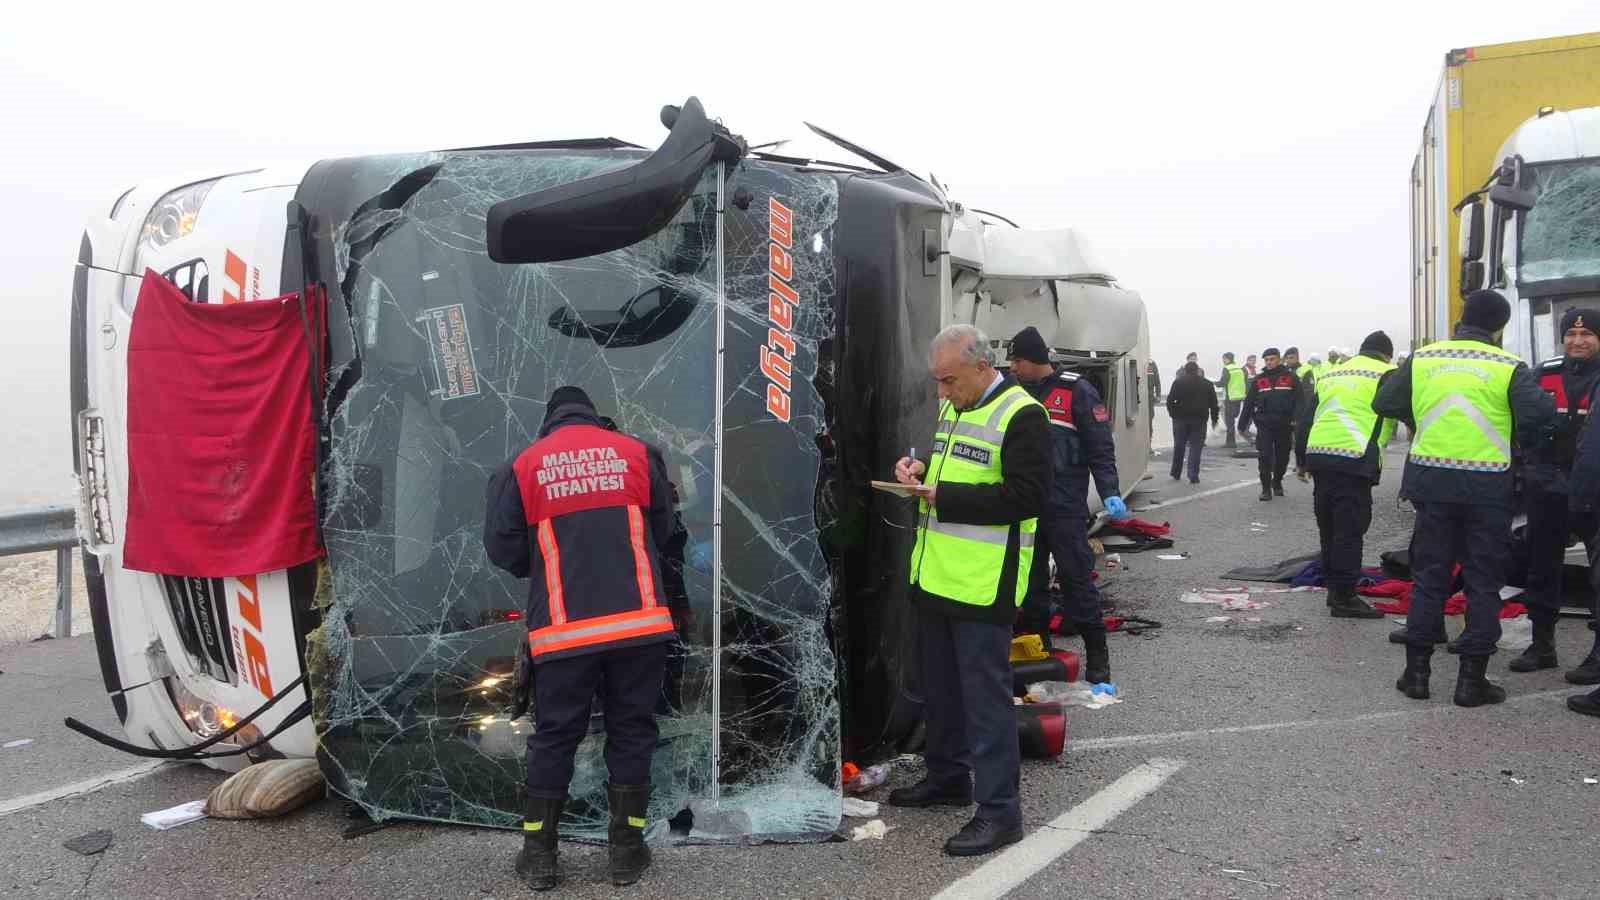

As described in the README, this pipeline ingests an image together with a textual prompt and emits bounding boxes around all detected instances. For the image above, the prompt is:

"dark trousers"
[1021,507,1105,635]
[1523,487,1600,625]
[1170,417,1207,481]
[1224,399,1243,445]
[1255,422,1292,486]
[1404,501,1512,656]
[1312,470,1372,593]
[526,642,669,794]
[916,608,1020,824]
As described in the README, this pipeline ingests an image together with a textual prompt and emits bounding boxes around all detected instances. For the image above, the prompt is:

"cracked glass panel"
[300,150,839,841]
[1521,160,1600,283]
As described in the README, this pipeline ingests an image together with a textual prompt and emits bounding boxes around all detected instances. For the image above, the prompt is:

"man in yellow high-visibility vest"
[1293,331,1398,619]
[1373,291,1555,707]
[888,324,1050,857]
[1215,352,1249,448]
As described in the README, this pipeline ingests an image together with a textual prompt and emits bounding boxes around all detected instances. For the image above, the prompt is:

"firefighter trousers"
[525,642,668,795]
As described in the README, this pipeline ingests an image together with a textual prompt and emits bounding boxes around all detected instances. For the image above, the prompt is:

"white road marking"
[1132,479,1257,512]
[0,761,168,818]
[932,758,1185,900]
[1070,687,1580,753]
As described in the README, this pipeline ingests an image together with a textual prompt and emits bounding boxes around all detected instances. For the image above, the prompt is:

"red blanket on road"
[122,271,323,577]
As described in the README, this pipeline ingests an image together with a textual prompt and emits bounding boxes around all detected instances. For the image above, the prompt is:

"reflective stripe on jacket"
[1409,340,1519,472]
[911,384,1042,608]
[1306,357,1397,462]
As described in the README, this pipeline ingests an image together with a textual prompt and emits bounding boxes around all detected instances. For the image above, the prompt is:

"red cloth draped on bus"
[122,270,324,577]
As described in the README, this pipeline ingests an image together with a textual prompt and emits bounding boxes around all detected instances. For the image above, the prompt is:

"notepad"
[870,480,923,497]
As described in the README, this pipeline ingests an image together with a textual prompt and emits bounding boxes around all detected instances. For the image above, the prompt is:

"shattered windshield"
[299,150,841,841]
[1520,159,1600,283]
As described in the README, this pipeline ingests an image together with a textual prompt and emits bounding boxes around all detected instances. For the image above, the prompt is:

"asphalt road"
[3,443,1598,899]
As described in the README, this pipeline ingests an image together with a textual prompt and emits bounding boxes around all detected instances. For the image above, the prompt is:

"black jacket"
[483,405,683,661]
[912,374,1051,624]
[1293,352,1398,484]
[1166,370,1220,424]
[1238,364,1302,430]
[1020,368,1121,509]
[1371,325,1556,507]
[1526,355,1600,495]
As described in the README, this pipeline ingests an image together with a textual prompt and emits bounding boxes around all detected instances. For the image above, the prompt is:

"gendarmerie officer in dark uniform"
[1239,348,1303,501]
[1007,326,1128,684]
[484,386,682,891]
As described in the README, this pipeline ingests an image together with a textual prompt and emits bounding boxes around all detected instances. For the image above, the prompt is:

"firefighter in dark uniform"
[1373,291,1555,707]
[484,386,682,891]
[1239,347,1303,500]
[1007,326,1128,684]
[1293,331,1399,619]
[1510,308,1600,683]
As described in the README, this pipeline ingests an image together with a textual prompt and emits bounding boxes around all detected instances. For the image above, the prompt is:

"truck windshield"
[1520,159,1600,283]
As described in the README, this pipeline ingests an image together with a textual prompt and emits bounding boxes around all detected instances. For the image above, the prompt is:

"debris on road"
[1497,615,1533,652]
[62,829,113,856]
[841,798,879,818]
[205,759,323,820]
[1157,553,1189,561]
[1024,681,1122,709]
[2,738,33,749]
[1179,590,1268,611]
[850,820,890,841]
[843,762,891,794]
[141,800,207,830]
[1584,777,1597,785]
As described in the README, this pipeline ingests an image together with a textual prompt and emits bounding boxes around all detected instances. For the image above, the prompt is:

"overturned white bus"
[67,98,1150,840]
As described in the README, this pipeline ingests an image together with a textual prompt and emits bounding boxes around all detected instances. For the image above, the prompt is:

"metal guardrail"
[0,505,78,638]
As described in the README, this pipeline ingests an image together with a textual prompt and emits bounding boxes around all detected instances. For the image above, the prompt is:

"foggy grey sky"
[2,2,1596,499]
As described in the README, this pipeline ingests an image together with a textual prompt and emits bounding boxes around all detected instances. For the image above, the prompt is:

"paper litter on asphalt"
[850,819,890,840]
[1179,590,1268,611]
[2,739,33,749]
[1584,777,1598,785]
[141,800,208,830]
[841,797,879,818]
[1157,554,1188,561]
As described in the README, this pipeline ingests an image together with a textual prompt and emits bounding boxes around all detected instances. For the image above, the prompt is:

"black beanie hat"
[1461,290,1511,333]
[543,385,595,425]
[1560,307,1600,336]
[1262,347,1281,359]
[1284,346,1300,356]
[1009,326,1051,365]
[1359,330,1394,357]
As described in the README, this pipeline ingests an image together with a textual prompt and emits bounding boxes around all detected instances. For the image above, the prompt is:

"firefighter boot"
[1083,628,1111,685]
[1328,587,1384,619]
[1453,655,1507,708]
[1508,618,1558,672]
[515,792,564,891]
[607,782,652,886]
[1566,632,1600,685]
[1395,644,1431,700]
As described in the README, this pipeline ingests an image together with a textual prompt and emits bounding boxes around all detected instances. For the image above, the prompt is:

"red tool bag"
[1011,649,1079,696]
[1017,701,1067,758]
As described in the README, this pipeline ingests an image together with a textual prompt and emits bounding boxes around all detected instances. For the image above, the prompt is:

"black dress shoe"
[943,817,1024,856]
[1567,686,1600,717]
[888,777,973,808]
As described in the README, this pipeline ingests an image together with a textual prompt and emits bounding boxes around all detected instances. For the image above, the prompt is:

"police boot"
[1566,685,1600,717]
[607,782,652,886]
[1328,587,1384,619]
[1272,480,1285,497]
[1508,618,1558,673]
[1565,633,1600,685]
[1395,644,1431,700]
[1258,479,1272,502]
[515,792,564,891]
[1082,628,1111,685]
[1453,655,1507,708]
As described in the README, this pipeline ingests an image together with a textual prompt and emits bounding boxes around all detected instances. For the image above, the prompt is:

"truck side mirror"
[1487,156,1537,212]
[1459,259,1485,296]
[1459,200,1485,262]
[486,97,746,264]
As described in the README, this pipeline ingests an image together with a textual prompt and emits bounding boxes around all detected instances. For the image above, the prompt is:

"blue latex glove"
[1104,495,1130,520]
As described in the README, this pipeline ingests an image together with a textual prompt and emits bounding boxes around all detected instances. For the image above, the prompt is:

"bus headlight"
[163,676,263,747]
[140,179,219,251]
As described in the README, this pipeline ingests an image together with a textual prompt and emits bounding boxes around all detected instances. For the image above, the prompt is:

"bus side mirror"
[486,97,746,264]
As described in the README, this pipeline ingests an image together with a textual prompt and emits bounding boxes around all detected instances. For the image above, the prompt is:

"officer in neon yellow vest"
[1215,352,1249,448]
[889,324,1050,857]
[1372,291,1555,708]
[1292,331,1398,619]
